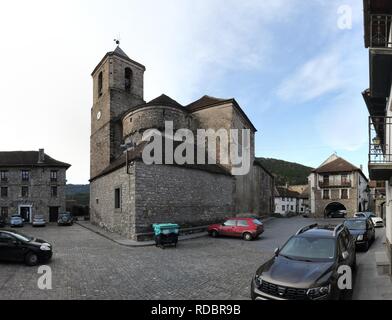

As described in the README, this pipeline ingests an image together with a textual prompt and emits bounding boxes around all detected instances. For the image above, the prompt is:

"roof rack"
[333,224,345,237]
[296,224,318,236]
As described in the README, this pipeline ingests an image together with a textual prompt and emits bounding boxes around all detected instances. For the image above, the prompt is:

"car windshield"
[253,219,263,225]
[60,213,71,218]
[344,220,366,230]
[11,216,22,220]
[35,216,44,220]
[7,232,33,242]
[280,237,336,261]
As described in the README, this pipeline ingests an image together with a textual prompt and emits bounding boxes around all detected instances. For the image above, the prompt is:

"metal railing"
[370,14,392,48]
[369,116,392,164]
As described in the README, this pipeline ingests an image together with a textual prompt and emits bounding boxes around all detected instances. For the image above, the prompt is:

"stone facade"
[0,150,70,223]
[90,161,234,240]
[90,46,275,240]
[309,155,370,218]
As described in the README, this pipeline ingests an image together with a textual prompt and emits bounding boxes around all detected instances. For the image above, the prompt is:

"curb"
[76,221,208,248]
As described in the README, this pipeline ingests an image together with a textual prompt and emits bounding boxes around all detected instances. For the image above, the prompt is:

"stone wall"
[0,167,67,221]
[234,164,274,216]
[90,164,136,239]
[134,161,235,236]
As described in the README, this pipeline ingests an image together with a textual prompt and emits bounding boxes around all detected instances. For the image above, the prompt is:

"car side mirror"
[274,248,280,256]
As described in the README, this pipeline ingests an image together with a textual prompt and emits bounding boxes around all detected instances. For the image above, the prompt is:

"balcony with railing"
[367,14,392,98]
[318,181,352,189]
[369,116,392,180]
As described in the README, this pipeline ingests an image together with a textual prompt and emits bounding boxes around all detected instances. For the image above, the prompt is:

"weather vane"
[114,34,121,46]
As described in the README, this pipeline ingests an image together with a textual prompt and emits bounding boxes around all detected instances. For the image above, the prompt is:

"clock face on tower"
[97,111,102,120]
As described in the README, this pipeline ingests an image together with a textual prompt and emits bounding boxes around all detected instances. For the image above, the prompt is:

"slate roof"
[145,94,184,109]
[0,151,71,168]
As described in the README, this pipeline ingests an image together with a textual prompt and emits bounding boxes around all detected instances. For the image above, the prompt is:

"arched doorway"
[324,202,347,218]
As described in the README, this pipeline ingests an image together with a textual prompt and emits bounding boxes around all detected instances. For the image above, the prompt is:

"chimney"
[38,149,45,163]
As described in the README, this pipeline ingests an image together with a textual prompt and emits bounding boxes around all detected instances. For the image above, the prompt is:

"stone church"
[90,46,275,240]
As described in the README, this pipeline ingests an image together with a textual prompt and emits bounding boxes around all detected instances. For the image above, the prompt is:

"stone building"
[309,154,370,218]
[90,46,275,240]
[368,180,386,220]
[0,149,70,223]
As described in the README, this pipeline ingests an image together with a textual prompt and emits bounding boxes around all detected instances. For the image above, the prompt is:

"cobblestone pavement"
[0,217,389,300]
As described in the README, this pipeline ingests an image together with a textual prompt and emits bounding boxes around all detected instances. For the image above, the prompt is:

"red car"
[208,218,264,241]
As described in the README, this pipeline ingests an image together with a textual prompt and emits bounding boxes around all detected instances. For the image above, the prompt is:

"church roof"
[113,46,130,60]
[186,95,257,132]
[186,95,229,110]
[0,151,71,168]
[145,94,184,109]
[92,46,146,76]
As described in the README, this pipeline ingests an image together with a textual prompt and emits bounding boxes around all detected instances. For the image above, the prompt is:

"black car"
[0,216,6,228]
[0,230,53,266]
[57,212,74,226]
[328,211,346,219]
[251,224,356,300]
[344,218,375,251]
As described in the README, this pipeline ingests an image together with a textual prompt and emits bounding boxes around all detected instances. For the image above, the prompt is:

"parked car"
[251,223,356,300]
[327,210,346,219]
[0,216,6,228]
[32,215,46,228]
[10,215,24,228]
[0,230,53,266]
[354,212,384,228]
[344,218,375,251]
[57,212,74,226]
[208,218,264,241]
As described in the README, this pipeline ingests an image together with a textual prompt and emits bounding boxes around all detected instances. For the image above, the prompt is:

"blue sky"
[0,0,370,183]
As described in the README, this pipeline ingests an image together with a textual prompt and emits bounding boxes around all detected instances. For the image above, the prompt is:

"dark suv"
[251,224,356,300]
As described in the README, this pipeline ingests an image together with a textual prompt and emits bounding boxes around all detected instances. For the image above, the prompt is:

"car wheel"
[243,233,253,241]
[25,252,39,266]
[211,230,219,238]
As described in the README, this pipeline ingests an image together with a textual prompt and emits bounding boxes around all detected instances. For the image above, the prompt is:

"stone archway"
[324,202,347,218]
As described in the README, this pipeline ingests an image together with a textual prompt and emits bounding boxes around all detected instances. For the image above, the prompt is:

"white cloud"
[277,51,345,103]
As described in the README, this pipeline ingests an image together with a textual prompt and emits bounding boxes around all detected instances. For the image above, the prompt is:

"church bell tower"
[90,45,146,179]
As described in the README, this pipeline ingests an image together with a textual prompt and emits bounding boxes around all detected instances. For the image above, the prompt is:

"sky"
[0,0,370,184]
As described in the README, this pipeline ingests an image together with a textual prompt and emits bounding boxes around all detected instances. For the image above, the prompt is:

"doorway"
[49,207,59,223]
[19,206,32,223]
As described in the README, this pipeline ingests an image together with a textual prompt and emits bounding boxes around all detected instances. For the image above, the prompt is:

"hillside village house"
[89,46,275,240]
[363,0,392,274]
[274,186,308,216]
[309,155,370,218]
[0,149,70,223]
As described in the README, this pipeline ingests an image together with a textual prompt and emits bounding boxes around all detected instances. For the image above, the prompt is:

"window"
[21,186,29,198]
[323,190,330,200]
[1,207,8,218]
[291,206,294,211]
[0,232,14,244]
[223,220,237,227]
[341,189,349,200]
[1,187,8,198]
[115,188,121,209]
[51,186,58,198]
[50,171,58,182]
[238,220,249,227]
[323,175,330,185]
[21,170,30,182]
[341,174,349,185]
[125,68,132,92]
[0,171,7,182]
[282,205,286,211]
[98,72,103,96]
